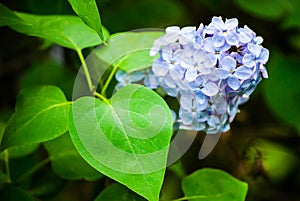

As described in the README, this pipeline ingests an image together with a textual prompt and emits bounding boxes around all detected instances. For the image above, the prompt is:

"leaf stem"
[3,150,11,183]
[100,64,118,97]
[16,157,51,184]
[101,55,129,97]
[76,49,94,93]
[94,92,110,105]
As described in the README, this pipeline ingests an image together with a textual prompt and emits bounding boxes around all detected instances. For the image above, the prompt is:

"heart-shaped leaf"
[44,132,102,181]
[67,0,104,40]
[69,84,173,201]
[0,3,109,50]
[0,85,71,150]
[182,168,248,201]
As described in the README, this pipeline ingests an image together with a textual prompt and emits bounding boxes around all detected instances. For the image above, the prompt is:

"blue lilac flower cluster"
[115,16,269,134]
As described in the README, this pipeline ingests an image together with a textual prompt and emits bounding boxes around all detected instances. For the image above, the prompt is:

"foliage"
[0,0,300,201]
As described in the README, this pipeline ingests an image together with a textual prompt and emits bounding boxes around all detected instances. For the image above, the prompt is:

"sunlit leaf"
[44,132,102,181]
[0,86,70,150]
[93,31,163,73]
[69,84,173,201]
[68,0,104,40]
[182,168,248,201]
[0,3,109,50]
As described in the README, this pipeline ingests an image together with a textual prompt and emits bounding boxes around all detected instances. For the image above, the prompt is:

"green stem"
[101,55,129,97]
[76,49,94,93]
[95,92,110,105]
[3,150,11,183]
[16,157,51,184]
[101,63,119,97]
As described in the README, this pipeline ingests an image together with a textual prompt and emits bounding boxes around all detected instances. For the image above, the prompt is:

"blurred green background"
[0,0,300,201]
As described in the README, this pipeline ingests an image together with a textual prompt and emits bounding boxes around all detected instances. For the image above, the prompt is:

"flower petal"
[152,59,169,76]
[207,115,220,126]
[204,53,217,68]
[212,33,225,47]
[221,56,236,71]
[164,26,180,43]
[115,70,126,82]
[203,38,215,53]
[242,54,255,68]
[179,109,194,125]
[225,18,238,30]
[234,66,252,80]
[226,32,239,46]
[258,48,269,64]
[216,68,230,79]
[227,76,241,90]
[150,38,162,56]
[238,27,253,43]
[144,74,159,89]
[129,71,145,82]
[185,68,198,82]
[212,16,226,30]
[202,82,219,96]
[247,43,262,58]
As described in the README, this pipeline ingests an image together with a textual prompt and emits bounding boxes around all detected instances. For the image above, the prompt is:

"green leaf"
[93,31,163,73]
[0,85,71,150]
[245,139,297,182]
[160,170,182,201]
[0,184,35,201]
[69,84,173,201]
[44,132,102,181]
[94,183,146,201]
[182,168,248,201]
[118,50,159,72]
[234,0,289,19]
[0,3,109,50]
[0,3,23,26]
[26,169,66,197]
[99,0,190,33]
[8,143,39,158]
[20,59,76,100]
[26,0,74,15]
[0,121,6,143]
[68,0,104,40]
[263,51,300,132]
[283,0,300,29]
